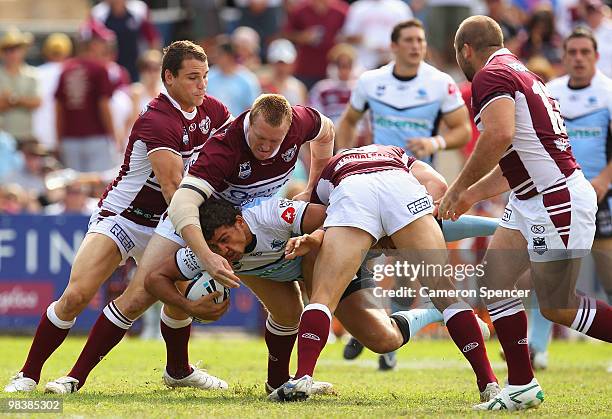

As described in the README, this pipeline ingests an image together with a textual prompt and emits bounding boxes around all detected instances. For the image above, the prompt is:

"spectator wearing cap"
[90,0,160,82]
[55,22,118,172]
[44,180,97,215]
[584,0,612,77]
[259,39,307,105]
[0,27,41,146]
[33,33,73,153]
[4,141,48,198]
[207,39,261,115]
[283,0,349,89]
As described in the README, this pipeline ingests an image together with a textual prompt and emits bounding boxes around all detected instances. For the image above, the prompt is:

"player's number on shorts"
[531,79,567,136]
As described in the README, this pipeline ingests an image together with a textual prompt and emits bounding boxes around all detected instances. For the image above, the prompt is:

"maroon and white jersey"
[187,106,322,205]
[311,144,415,205]
[98,91,231,227]
[472,48,579,200]
[309,79,354,124]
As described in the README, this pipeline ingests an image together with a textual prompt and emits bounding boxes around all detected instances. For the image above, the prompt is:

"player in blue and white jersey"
[335,19,471,161]
[527,27,612,369]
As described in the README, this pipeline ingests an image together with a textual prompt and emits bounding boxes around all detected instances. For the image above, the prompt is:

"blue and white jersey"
[350,61,464,157]
[175,198,308,282]
[547,71,612,183]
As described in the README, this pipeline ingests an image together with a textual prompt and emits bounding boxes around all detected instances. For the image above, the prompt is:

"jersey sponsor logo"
[373,115,431,130]
[531,225,545,234]
[199,116,211,134]
[462,342,479,352]
[281,144,297,162]
[188,122,197,132]
[532,237,548,254]
[301,332,320,341]
[223,178,290,203]
[281,207,296,224]
[567,127,603,139]
[502,208,512,222]
[110,223,135,252]
[271,239,286,250]
[518,338,528,345]
[447,83,457,95]
[407,196,432,215]
[238,161,252,179]
[182,127,189,144]
[376,84,386,97]
[417,88,428,98]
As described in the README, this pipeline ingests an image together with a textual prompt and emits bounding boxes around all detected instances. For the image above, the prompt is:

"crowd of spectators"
[1,0,611,217]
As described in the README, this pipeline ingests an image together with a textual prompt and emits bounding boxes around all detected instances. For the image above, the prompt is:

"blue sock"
[392,306,444,339]
[528,302,553,354]
[442,215,499,242]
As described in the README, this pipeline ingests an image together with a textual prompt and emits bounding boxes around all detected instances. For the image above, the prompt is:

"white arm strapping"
[168,176,214,235]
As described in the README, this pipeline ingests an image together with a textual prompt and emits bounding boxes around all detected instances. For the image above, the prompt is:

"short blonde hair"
[249,94,292,127]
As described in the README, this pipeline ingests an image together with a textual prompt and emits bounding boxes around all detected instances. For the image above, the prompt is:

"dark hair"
[161,40,207,84]
[391,19,425,43]
[564,26,598,52]
[199,199,241,241]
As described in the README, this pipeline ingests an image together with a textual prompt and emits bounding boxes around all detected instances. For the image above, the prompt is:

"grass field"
[0,335,610,418]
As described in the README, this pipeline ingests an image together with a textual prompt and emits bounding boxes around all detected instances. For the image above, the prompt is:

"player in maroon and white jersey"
[167,93,335,288]
[438,16,612,411]
[270,144,500,403]
[5,41,232,394]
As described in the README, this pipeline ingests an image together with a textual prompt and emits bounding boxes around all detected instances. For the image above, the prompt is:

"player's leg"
[389,215,498,397]
[295,226,373,377]
[5,233,122,393]
[50,233,180,392]
[159,283,227,390]
[240,276,303,391]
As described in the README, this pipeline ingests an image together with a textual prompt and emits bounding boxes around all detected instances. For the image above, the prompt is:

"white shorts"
[87,207,154,264]
[499,171,597,262]
[323,169,434,241]
[154,216,187,247]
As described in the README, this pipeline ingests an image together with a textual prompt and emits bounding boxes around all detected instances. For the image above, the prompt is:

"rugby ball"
[184,271,230,323]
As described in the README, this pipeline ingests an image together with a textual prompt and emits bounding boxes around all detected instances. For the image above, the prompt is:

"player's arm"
[336,105,365,151]
[300,115,335,199]
[143,253,229,322]
[149,150,184,204]
[409,160,448,201]
[407,106,471,158]
[284,202,326,259]
[591,120,612,202]
[439,98,515,220]
[168,175,241,288]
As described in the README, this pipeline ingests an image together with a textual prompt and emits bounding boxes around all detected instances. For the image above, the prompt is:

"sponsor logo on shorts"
[462,342,479,352]
[531,225,545,234]
[518,338,528,345]
[110,224,135,252]
[502,208,512,222]
[301,333,320,341]
[281,207,296,224]
[238,161,252,179]
[407,196,432,215]
[532,237,548,254]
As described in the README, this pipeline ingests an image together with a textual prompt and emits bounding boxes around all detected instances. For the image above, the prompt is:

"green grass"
[0,336,610,418]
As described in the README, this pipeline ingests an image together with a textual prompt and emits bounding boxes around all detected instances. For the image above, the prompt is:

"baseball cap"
[267,39,297,64]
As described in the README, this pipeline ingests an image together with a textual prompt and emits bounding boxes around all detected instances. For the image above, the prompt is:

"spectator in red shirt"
[55,23,118,172]
[283,0,348,89]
